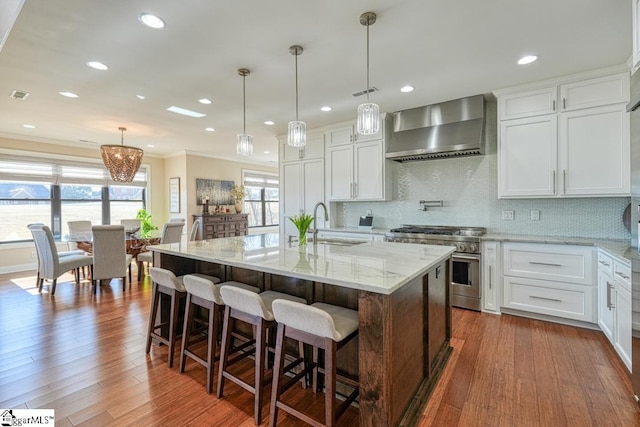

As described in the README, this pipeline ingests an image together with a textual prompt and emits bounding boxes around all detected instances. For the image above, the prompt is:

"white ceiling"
[0,0,632,165]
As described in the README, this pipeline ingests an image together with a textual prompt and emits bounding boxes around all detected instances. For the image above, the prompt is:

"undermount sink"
[310,238,367,247]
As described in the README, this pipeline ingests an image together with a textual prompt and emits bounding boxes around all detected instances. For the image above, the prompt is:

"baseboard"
[0,262,36,275]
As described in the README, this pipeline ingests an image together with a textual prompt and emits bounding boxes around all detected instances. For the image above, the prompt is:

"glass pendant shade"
[287,120,306,147]
[100,127,143,183]
[357,102,380,135]
[237,133,253,156]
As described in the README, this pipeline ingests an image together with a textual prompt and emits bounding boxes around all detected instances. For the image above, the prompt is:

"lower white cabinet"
[482,241,500,313]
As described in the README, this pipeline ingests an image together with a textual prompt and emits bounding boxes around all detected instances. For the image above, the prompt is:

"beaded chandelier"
[100,127,143,183]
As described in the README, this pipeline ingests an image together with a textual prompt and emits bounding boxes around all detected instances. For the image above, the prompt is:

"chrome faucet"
[311,202,328,244]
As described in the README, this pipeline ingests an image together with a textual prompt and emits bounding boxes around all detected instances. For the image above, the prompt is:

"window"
[243,170,279,227]
[0,153,148,243]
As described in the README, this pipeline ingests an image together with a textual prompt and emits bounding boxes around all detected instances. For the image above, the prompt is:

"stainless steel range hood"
[387,94,486,162]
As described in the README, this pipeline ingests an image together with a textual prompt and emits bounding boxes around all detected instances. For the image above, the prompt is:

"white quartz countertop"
[149,233,454,295]
[483,233,630,264]
[317,226,389,236]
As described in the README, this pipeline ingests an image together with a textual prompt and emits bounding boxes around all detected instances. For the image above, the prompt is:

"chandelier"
[237,68,253,156]
[357,12,380,135]
[287,45,306,147]
[100,127,143,183]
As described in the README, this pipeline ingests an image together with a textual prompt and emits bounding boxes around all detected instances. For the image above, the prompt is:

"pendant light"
[100,127,143,183]
[287,45,306,147]
[357,12,380,135]
[237,68,253,156]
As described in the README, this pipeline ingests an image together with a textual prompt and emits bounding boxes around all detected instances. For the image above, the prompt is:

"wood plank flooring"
[0,270,638,426]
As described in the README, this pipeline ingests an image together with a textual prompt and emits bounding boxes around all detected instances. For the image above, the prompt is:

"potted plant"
[289,213,314,247]
[231,184,245,213]
[136,208,158,238]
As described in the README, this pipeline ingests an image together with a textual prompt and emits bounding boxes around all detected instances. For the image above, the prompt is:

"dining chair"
[120,218,141,232]
[137,221,184,280]
[91,225,133,294]
[28,223,85,288]
[189,218,201,241]
[30,225,93,295]
[67,220,93,278]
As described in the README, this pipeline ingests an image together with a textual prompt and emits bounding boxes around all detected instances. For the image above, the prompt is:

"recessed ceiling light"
[320,106,332,112]
[205,127,215,132]
[166,105,206,118]
[138,13,165,29]
[517,55,538,65]
[263,151,271,154]
[86,61,108,71]
[147,144,155,148]
[199,98,212,105]
[59,91,79,98]
[23,124,35,129]
[400,85,414,93]
[264,120,275,126]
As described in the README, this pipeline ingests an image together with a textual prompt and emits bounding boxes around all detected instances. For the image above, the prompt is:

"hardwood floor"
[0,270,638,426]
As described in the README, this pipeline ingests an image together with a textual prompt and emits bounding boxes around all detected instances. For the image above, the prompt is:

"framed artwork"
[169,177,180,213]
[196,179,234,205]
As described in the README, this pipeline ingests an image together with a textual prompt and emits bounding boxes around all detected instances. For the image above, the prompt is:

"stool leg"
[312,346,319,393]
[217,306,233,398]
[269,323,286,427]
[207,302,220,394]
[325,338,337,427]
[180,293,194,373]
[254,318,267,425]
[167,290,180,368]
[146,283,159,354]
[51,279,57,295]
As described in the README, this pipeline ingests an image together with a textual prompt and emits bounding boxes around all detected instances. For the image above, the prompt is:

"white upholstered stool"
[269,300,359,427]
[179,276,260,393]
[216,286,306,425]
[146,267,220,368]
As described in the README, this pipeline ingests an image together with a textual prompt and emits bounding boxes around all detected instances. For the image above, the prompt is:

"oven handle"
[452,254,481,262]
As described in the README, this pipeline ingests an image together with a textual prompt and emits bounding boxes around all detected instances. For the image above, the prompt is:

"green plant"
[136,208,158,237]
[289,213,314,246]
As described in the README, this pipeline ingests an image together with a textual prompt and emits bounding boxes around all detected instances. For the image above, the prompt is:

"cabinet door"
[559,104,630,196]
[281,138,302,162]
[326,123,354,147]
[614,282,632,372]
[354,119,384,143]
[282,162,302,237]
[597,269,615,343]
[301,133,324,159]
[327,145,353,200]
[354,140,385,200]
[302,159,326,229]
[499,87,557,120]
[634,0,640,69]
[560,73,629,111]
[482,241,500,313]
[499,115,557,197]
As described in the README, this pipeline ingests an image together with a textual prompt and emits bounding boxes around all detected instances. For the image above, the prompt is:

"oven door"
[451,253,481,299]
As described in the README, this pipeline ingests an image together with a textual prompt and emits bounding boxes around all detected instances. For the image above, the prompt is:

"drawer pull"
[529,261,562,267]
[615,271,630,280]
[529,295,562,303]
[598,260,610,267]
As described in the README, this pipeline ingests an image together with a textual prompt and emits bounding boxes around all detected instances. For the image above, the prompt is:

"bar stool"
[217,286,306,425]
[269,299,359,427]
[146,267,220,368]
[179,276,260,393]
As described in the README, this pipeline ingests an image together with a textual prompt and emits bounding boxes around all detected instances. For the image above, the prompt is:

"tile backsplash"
[336,102,631,240]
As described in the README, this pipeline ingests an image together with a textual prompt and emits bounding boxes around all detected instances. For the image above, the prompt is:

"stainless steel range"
[385,225,486,311]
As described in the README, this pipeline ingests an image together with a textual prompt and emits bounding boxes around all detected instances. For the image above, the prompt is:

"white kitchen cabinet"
[632,0,640,70]
[597,251,615,342]
[325,119,383,147]
[501,242,597,323]
[281,133,324,162]
[613,260,632,372]
[496,71,630,199]
[280,159,324,237]
[326,115,391,202]
[482,241,501,313]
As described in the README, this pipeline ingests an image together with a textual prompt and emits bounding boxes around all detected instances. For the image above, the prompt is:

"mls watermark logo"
[1,409,55,426]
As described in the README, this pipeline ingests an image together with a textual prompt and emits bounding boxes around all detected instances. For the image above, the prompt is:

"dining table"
[66,230,161,259]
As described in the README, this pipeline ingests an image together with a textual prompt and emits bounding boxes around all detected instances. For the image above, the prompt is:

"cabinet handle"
[488,265,492,290]
[553,170,556,193]
[529,295,562,303]
[350,134,353,142]
[354,182,358,198]
[350,183,353,198]
[598,260,610,267]
[615,271,630,280]
[563,170,566,194]
[607,281,613,309]
[529,261,562,267]
[552,100,556,111]
[562,97,566,109]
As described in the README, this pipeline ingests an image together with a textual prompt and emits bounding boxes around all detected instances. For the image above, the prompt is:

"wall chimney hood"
[387,94,486,162]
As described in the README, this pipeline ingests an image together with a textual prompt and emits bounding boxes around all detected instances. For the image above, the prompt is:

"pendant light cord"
[242,74,246,134]
[366,20,370,103]
[295,52,299,121]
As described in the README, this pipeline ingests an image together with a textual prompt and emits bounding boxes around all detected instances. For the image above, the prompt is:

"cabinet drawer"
[503,243,594,285]
[202,216,226,224]
[613,260,631,290]
[597,251,614,276]
[503,276,596,322]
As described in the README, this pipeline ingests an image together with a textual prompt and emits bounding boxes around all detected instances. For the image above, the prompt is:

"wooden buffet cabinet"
[192,213,248,239]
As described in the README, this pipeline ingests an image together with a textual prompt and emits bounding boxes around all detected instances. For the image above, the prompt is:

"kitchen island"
[149,233,455,426]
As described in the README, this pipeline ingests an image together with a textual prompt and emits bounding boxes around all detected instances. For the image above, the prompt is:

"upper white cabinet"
[496,71,630,199]
[325,115,392,202]
[633,0,640,70]
[281,133,324,162]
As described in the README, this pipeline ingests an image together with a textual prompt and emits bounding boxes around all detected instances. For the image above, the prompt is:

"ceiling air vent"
[10,90,29,100]
[352,87,378,97]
